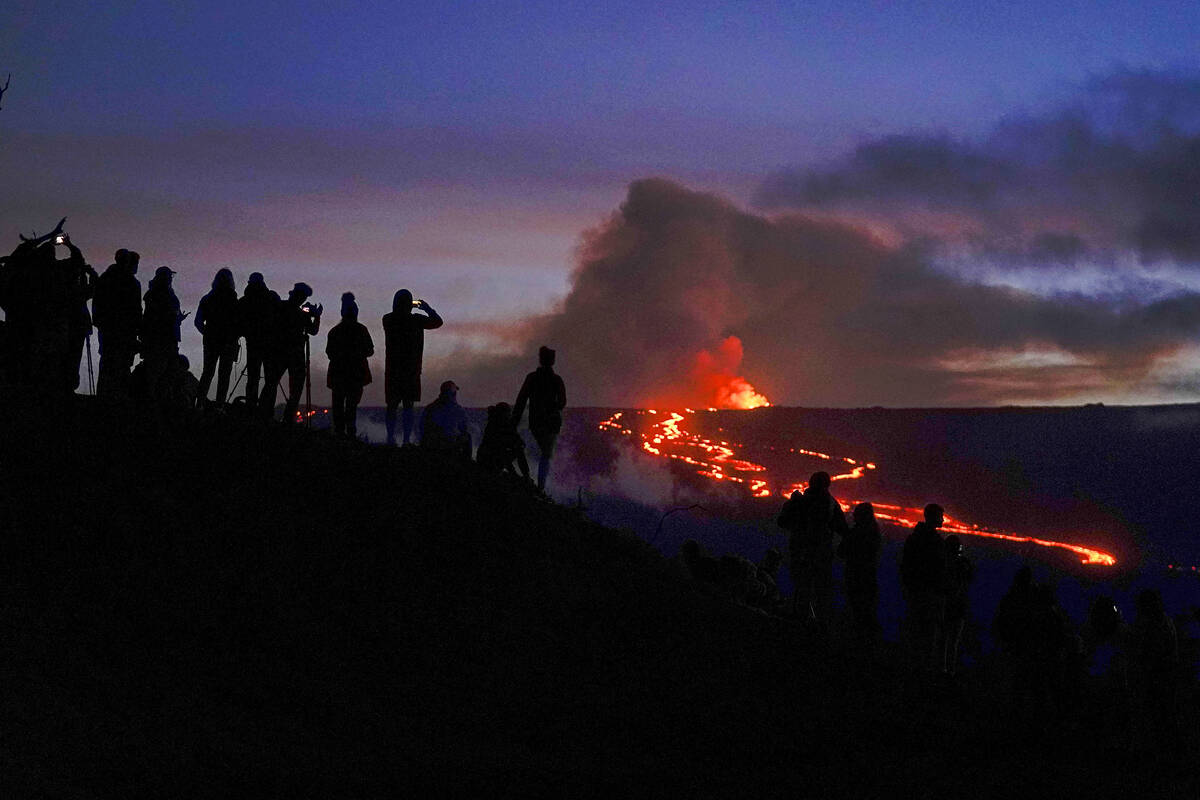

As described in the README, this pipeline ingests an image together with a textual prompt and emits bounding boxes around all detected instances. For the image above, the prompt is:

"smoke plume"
[449,70,1200,407]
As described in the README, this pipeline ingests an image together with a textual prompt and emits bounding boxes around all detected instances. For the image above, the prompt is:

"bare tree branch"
[0,74,10,110]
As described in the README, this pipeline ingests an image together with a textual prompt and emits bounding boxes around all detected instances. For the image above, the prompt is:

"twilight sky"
[5,0,1200,406]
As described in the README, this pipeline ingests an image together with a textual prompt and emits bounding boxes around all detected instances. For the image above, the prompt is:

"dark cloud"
[756,69,1200,265]
[449,178,1200,407]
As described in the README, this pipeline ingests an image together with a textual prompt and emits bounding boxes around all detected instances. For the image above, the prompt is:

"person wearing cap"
[236,272,279,410]
[93,248,142,398]
[513,345,567,492]
[141,265,187,402]
[325,292,374,437]
[382,288,443,446]
[259,281,321,420]
[419,379,470,458]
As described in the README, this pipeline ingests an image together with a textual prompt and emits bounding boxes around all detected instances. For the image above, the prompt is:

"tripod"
[84,332,95,395]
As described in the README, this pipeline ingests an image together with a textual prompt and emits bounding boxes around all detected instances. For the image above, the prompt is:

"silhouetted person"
[477,402,531,479]
[93,248,142,398]
[1130,589,1180,754]
[757,548,784,609]
[236,272,277,410]
[194,268,239,407]
[839,502,882,633]
[259,282,321,420]
[1027,583,1073,715]
[901,503,945,671]
[1084,595,1132,744]
[513,345,567,492]
[779,472,848,623]
[141,266,187,402]
[161,354,200,411]
[56,234,96,394]
[942,534,974,676]
[0,219,68,394]
[325,292,374,437]
[383,289,442,446]
[420,380,470,458]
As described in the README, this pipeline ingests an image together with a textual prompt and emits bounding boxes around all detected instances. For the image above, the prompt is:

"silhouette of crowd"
[676,473,1196,752]
[0,220,568,490]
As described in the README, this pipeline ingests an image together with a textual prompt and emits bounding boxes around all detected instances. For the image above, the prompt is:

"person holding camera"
[259,281,321,420]
[383,288,443,446]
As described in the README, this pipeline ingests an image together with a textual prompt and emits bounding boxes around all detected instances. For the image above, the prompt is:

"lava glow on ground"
[598,409,1118,567]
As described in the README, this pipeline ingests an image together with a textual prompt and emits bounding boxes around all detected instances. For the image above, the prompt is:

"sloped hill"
[0,400,1193,797]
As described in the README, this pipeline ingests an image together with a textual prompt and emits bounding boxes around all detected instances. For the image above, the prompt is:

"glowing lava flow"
[598,409,1118,567]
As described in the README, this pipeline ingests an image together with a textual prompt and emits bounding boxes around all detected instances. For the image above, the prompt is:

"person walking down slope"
[383,289,443,446]
[325,292,375,438]
[141,266,187,403]
[194,268,240,408]
[236,272,278,411]
[92,248,142,399]
[513,345,567,493]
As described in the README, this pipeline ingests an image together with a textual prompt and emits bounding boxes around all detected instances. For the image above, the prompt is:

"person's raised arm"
[17,217,67,248]
[417,300,443,329]
[194,296,207,334]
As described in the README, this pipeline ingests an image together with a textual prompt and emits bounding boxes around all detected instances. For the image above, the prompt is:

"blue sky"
[5,1,1200,405]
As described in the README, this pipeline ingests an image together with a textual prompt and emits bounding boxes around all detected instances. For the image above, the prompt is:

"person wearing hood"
[513,345,567,492]
[194,268,239,407]
[93,248,142,398]
[141,266,187,402]
[325,292,374,437]
[382,289,443,446]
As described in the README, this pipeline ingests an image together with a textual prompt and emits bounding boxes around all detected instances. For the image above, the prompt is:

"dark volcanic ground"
[5,399,1193,796]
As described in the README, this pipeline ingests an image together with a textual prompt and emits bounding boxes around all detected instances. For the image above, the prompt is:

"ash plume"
[448,175,1200,407]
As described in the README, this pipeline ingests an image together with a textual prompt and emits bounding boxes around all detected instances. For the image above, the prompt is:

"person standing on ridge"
[780,471,848,624]
[141,266,187,402]
[93,248,142,398]
[901,503,947,673]
[383,289,442,446]
[325,292,374,438]
[236,272,278,410]
[194,268,239,408]
[839,501,882,634]
[513,345,567,493]
[57,233,97,395]
[259,282,321,420]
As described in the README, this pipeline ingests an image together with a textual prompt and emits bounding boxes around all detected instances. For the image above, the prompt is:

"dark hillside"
[1,401,1194,797]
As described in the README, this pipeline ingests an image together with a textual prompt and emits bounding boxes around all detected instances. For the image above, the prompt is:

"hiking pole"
[304,335,312,428]
[85,332,95,394]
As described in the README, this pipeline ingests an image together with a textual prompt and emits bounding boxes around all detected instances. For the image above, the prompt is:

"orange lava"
[598,409,1117,567]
